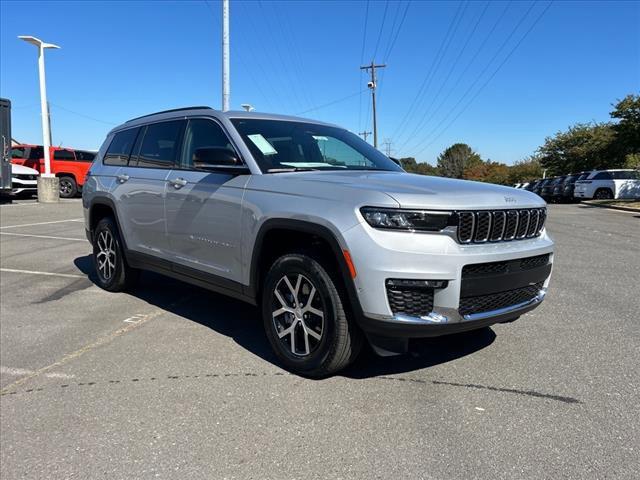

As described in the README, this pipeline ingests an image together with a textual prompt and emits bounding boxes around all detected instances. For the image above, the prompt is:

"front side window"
[53,149,75,161]
[75,150,96,162]
[104,128,139,166]
[231,118,401,173]
[134,120,184,169]
[180,119,236,169]
[28,146,44,160]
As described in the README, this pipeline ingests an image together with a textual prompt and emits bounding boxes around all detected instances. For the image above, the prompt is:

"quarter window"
[104,128,139,166]
[593,171,613,180]
[134,121,184,168]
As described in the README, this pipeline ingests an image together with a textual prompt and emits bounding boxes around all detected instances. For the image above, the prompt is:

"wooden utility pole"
[359,131,372,142]
[360,61,386,149]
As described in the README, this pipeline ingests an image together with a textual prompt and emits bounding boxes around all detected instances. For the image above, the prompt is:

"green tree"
[463,160,510,185]
[436,143,482,178]
[537,123,617,175]
[507,156,544,183]
[625,153,640,169]
[611,94,640,158]
[398,157,440,176]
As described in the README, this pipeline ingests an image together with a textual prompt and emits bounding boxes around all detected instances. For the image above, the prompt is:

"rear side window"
[134,120,184,169]
[53,149,75,161]
[75,150,96,162]
[612,170,639,180]
[593,171,613,180]
[104,128,139,166]
[28,146,44,159]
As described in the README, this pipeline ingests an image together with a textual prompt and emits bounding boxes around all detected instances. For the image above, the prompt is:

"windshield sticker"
[312,136,329,142]
[248,134,278,156]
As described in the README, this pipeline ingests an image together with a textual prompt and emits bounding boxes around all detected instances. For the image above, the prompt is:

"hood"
[11,164,40,175]
[282,171,545,210]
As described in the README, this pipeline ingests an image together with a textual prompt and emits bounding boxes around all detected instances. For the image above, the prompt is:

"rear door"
[164,117,248,284]
[111,120,185,258]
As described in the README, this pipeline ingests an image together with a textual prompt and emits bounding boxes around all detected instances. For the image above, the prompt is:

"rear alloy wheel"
[92,217,139,292]
[594,188,613,200]
[262,253,362,377]
[58,176,78,198]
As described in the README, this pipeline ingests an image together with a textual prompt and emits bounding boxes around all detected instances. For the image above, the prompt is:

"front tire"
[262,253,362,377]
[92,217,139,292]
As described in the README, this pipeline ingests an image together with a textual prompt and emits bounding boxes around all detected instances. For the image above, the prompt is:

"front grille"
[386,285,434,317]
[457,208,546,244]
[459,282,543,316]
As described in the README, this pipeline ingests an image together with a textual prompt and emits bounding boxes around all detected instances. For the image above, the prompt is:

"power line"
[382,1,411,62]
[413,1,554,156]
[371,0,390,61]
[397,1,490,151]
[358,0,370,132]
[48,103,116,125]
[398,1,511,154]
[295,90,364,116]
[391,1,467,140]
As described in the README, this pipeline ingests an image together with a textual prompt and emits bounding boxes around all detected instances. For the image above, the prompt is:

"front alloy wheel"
[96,229,116,281]
[272,273,325,356]
[92,216,139,292]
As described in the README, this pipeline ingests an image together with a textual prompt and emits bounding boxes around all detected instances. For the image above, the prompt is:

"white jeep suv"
[574,169,640,200]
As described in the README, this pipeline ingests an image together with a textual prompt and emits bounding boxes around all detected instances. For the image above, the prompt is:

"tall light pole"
[222,0,230,112]
[18,36,59,178]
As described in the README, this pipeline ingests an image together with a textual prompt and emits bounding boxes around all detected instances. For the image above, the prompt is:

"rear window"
[134,120,184,169]
[104,128,139,166]
[53,149,75,161]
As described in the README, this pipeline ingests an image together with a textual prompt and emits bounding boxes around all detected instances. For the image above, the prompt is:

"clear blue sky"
[1,0,638,164]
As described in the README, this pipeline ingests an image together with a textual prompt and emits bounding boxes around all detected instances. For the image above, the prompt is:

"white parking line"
[0,366,75,379]
[0,232,86,242]
[0,268,85,279]
[0,218,83,229]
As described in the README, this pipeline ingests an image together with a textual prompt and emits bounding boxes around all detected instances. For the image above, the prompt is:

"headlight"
[360,207,453,232]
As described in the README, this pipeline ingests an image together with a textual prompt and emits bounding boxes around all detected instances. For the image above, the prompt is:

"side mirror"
[193,147,241,169]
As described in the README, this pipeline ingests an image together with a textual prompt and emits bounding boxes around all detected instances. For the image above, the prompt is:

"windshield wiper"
[266,167,318,173]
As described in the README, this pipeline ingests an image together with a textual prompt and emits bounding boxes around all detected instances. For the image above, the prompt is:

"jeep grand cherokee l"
[83,107,554,376]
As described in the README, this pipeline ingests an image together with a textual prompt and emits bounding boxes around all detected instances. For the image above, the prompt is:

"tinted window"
[135,120,184,168]
[577,173,591,180]
[104,128,139,166]
[612,170,639,180]
[11,147,26,159]
[53,149,75,161]
[593,171,613,180]
[180,119,235,169]
[231,119,401,173]
[75,150,96,162]
[28,146,44,159]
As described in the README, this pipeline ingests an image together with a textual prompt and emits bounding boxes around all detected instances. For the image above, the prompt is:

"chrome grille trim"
[456,208,546,244]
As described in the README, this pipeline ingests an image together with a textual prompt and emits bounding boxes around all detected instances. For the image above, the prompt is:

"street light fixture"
[18,35,60,202]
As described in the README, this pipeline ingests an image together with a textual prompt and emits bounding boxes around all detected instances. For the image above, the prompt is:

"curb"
[581,201,640,213]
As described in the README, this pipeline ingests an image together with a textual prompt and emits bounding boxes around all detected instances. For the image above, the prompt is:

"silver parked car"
[83,107,554,376]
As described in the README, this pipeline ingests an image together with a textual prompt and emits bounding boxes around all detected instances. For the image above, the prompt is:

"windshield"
[231,118,402,173]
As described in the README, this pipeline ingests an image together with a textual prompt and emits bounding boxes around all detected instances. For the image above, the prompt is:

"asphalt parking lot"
[1,199,638,479]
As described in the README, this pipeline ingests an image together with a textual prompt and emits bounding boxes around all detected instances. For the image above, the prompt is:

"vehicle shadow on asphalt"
[74,255,496,379]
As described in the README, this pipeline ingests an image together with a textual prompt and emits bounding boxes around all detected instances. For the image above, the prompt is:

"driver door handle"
[169,177,187,189]
[116,174,129,183]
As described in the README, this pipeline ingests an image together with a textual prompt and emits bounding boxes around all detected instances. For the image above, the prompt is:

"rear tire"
[59,176,78,198]
[594,188,613,200]
[262,253,363,377]
[92,217,139,292]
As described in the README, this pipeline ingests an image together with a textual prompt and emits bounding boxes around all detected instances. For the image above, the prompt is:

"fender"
[246,218,365,320]
[87,197,128,250]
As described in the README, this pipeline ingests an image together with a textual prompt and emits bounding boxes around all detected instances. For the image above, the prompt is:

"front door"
[164,118,248,284]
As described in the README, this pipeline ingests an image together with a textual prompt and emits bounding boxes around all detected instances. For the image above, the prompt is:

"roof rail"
[125,106,213,123]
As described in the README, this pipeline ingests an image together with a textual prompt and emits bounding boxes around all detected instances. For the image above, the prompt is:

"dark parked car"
[533,178,552,197]
[541,176,566,202]
[525,179,541,192]
[554,172,588,203]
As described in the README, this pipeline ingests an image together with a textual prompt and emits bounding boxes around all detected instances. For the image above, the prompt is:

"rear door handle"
[169,177,187,189]
[116,174,129,183]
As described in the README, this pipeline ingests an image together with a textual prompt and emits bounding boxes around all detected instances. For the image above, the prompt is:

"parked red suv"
[10,144,95,197]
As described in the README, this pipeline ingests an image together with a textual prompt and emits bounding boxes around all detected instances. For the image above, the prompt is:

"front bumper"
[11,179,38,195]
[343,221,553,340]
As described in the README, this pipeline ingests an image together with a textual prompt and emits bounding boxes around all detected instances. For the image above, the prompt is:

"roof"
[111,106,337,134]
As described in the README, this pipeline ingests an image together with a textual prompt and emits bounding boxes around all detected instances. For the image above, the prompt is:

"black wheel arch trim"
[87,197,128,250]
[247,218,365,321]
